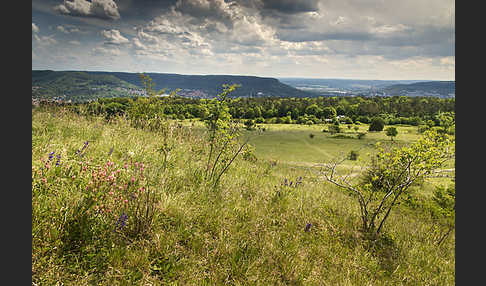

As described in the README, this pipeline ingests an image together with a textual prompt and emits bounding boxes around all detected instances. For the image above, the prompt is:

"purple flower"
[48,151,55,161]
[305,223,312,232]
[76,141,89,156]
[115,213,128,230]
[55,154,61,166]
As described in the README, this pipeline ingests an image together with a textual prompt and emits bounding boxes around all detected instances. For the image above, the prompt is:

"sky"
[32,0,455,80]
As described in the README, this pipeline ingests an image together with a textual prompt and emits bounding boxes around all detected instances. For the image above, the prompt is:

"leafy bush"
[324,130,455,235]
[328,124,341,134]
[369,117,385,132]
[385,126,398,141]
[349,150,359,161]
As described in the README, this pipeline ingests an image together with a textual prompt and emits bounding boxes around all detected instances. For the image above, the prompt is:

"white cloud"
[54,0,120,20]
[32,23,40,33]
[33,34,58,46]
[101,29,129,45]
[92,46,122,56]
[57,25,69,34]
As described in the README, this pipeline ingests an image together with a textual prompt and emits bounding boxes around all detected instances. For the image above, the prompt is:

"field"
[32,106,455,285]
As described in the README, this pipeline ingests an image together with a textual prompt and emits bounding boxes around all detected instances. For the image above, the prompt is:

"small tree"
[323,130,455,236]
[369,117,385,132]
[204,84,249,188]
[385,126,398,141]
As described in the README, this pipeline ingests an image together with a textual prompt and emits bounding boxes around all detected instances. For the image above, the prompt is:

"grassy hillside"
[32,70,141,102]
[32,105,454,285]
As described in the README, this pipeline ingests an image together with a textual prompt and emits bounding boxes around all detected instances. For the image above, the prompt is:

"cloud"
[56,25,83,34]
[92,46,122,56]
[33,34,58,46]
[101,29,130,45]
[56,25,69,34]
[54,0,120,20]
[34,0,454,80]
[260,0,320,14]
[32,23,40,33]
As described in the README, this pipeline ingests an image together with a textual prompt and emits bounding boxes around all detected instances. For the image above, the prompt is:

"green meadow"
[32,106,454,285]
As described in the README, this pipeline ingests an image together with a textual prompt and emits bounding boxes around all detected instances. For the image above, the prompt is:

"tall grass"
[32,106,454,285]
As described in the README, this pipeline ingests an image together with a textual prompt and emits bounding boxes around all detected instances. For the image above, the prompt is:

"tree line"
[68,93,453,127]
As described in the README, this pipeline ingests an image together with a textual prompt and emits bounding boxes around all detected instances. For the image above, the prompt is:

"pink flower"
[124,199,128,203]
[131,176,135,183]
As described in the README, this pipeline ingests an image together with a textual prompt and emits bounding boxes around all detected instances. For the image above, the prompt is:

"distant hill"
[32,70,314,102]
[381,81,455,98]
[32,70,140,102]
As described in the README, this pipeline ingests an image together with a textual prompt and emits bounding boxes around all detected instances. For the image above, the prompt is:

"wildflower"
[48,151,55,161]
[115,213,128,230]
[56,154,61,166]
[108,146,114,156]
[305,223,312,232]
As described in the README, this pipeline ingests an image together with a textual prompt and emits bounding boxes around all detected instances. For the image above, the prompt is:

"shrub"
[349,150,359,160]
[323,130,455,235]
[328,124,341,134]
[255,117,265,123]
[369,117,385,132]
[357,132,366,139]
[385,126,398,141]
[244,119,256,130]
